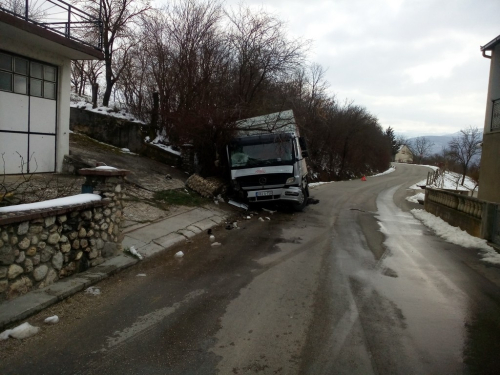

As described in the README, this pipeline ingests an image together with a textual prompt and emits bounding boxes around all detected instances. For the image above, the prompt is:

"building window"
[0,51,57,100]
[492,98,500,131]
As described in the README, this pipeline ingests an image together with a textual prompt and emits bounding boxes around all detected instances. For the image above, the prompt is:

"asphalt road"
[2,163,500,374]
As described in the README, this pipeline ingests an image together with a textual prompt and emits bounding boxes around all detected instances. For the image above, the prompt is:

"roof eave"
[481,34,500,52]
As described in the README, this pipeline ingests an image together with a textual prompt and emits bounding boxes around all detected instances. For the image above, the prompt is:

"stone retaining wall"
[0,168,128,301]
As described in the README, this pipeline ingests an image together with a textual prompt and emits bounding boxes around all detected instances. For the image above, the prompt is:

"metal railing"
[0,0,102,51]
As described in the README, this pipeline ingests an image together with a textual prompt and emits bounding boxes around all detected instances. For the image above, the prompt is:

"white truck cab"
[227,110,309,211]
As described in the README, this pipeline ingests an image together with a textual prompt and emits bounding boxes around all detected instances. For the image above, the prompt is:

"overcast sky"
[219,0,499,137]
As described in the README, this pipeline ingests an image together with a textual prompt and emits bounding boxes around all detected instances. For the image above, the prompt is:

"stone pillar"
[78,168,130,258]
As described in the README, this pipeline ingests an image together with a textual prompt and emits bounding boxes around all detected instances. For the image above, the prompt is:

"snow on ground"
[146,132,182,156]
[411,209,500,265]
[0,194,101,213]
[370,166,396,177]
[409,171,477,192]
[70,101,145,124]
[72,132,138,155]
[0,322,39,340]
[406,192,425,204]
[309,181,335,188]
[95,166,118,171]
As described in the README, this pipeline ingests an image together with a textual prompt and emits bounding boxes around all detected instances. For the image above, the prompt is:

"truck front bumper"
[246,186,304,203]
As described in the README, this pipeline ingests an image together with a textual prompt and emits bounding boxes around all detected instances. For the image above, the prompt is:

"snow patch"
[406,193,425,204]
[2,322,40,340]
[44,315,59,324]
[127,246,143,260]
[370,166,396,177]
[411,209,500,264]
[0,194,101,213]
[95,166,118,171]
[174,251,184,258]
[309,181,334,188]
[85,286,101,296]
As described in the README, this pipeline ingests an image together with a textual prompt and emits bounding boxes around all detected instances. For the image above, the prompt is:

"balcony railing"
[0,0,102,51]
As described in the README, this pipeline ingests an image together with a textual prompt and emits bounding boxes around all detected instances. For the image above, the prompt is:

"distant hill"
[407,133,482,163]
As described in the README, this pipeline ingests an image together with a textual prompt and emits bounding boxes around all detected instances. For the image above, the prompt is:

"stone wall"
[0,168,128,301]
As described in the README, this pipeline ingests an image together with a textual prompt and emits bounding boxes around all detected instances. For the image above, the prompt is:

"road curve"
[1,164,500,375]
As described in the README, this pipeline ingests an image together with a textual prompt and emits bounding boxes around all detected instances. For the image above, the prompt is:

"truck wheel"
[292,188,307,212]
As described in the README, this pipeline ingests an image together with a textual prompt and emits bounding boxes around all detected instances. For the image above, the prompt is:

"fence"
[0,0,103,50]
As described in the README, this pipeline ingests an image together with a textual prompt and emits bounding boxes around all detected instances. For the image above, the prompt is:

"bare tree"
[448,126,482,185]
[408,136,434,164]
[75,0,151,106]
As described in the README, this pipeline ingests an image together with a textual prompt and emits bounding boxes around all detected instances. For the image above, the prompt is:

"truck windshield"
[229,139,294,168]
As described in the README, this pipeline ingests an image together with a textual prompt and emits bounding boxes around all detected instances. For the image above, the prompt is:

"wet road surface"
[1,163,500,374]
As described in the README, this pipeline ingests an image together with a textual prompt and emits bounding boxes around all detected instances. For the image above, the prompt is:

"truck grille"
[236,173,293,188]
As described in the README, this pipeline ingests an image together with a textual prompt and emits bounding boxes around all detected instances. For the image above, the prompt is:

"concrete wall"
[70,107,145,153]
[479,42,500,204]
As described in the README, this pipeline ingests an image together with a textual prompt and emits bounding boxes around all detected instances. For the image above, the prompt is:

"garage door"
[0,50,57,174]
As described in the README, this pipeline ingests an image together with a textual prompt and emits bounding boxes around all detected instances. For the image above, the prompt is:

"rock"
[0,239,3,248]
[29,225,43,234]
[104,209,111,217]
[40,233,48,241]
[0,245,15,265]
[15,251,25,264]
[45,269,57,285]
[44,216,56,227]
[17,221,29,235]
[75,251,83,261]
[52,252,63,270]
[80,239,89,248]
[78,228,87,238]
[101,232,108,241]
[26,246,37,256]
[115,184,122,193]
[96,239,104,250]
[30,235,39,245]
[107,223,114,235]
[101,223,109,231]
[33,265,48,281]
[88,248,98,259]
[18,238,30,250]
[87,230,94,238]
[41,247,54,263]
[8,276,32,297]
[0,267,7,278]
[1,231,8,242]
[94,212,103,221]
[72,239,80,250]
[0,280,7,293]
[61,244,71,253]
[47,233,60,245]
[32,254,40,266]
[37,241,46,250]
[81,211,92,220]
[8,264,24,279]
[24,258,33,273]
[58,215,67,223]
[69,231,78,240]
[10,236,18,245]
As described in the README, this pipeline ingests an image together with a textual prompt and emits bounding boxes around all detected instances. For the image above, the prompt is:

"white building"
[0,1,102,174]
[395,145,413,163]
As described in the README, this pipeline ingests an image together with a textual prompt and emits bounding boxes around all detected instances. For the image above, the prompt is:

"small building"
[395,145,413,163]
[0,1,103,175]
[479,34,500,203]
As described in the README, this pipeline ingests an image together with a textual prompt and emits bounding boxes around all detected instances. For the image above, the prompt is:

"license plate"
[257,191,273,197]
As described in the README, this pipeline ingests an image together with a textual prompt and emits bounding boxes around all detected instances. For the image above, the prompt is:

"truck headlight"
[285,177,296,184]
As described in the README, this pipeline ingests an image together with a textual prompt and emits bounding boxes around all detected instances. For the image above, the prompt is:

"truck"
[227,110,310,211]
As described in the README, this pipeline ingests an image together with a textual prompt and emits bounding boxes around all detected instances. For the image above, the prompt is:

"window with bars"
[492,98,500,131]
[0,51,57,99]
